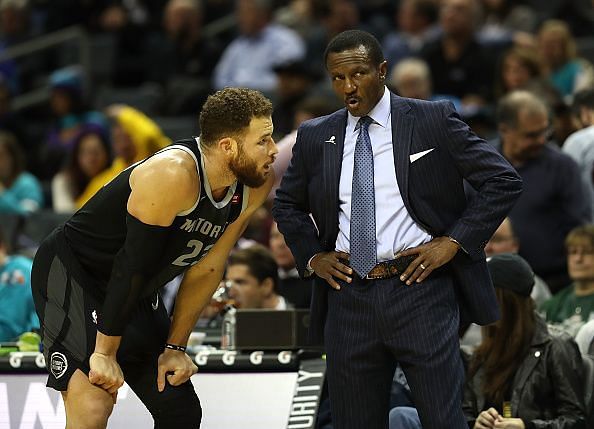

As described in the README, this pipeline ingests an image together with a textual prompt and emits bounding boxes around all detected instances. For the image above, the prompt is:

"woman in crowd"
[537,20,594,100]
[464,253,586,429]
[51,125,111,213]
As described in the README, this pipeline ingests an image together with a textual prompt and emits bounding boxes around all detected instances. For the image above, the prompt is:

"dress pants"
[324,269,467,429]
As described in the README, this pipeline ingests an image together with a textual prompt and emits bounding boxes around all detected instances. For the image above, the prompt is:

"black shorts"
[31,228,202,426]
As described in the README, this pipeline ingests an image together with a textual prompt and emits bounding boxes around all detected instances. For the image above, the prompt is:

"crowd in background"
[1,0,594,427]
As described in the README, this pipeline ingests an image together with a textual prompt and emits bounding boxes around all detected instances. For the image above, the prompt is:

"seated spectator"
[420,0,495,106]
[537,20,594,101]
[51,125,112,213]
[144,0,224,115]
[464,253,586,428]
[226,244,292,310]
[478,0,537,46]
[76,104,170,206]
[494,90,590,292]
[495,46,545,98]
[269,221,312,309]
[485,217,552,306]
[271,60,321,139]
[541,225,594,336]
[388,58,462,112]
[382,0,440,73]
[0,131,42,214]
[270,95,339,199]
[0,229,37,341]
[41,67,108,180]
[213,0,305,93]
[562,89,594,217]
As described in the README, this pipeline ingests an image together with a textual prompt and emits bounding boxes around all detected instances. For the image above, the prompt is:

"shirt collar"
[347,86,390,133]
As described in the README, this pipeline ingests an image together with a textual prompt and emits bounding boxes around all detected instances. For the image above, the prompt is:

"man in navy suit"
[272,30,522,429]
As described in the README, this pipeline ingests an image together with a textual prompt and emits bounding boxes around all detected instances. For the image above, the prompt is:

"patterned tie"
[350,116,377,277]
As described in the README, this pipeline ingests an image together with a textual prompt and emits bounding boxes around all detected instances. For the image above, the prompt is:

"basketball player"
[31,87,277,428]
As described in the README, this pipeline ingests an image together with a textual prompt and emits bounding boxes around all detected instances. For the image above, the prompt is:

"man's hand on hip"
[310,251,352,290]
[397,236,460,285]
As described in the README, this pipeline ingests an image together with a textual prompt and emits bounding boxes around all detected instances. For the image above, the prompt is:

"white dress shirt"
[335,87,432,262]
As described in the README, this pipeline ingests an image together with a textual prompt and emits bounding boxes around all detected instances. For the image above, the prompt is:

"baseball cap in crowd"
[487,253,535,297]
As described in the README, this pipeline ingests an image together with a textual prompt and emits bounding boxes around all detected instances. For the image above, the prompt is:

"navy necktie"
[350,116,377,277]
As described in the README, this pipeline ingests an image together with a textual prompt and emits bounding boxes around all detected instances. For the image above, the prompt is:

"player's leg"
[119,294,202,428]
[32,231,115,428]
[61,369,114,429]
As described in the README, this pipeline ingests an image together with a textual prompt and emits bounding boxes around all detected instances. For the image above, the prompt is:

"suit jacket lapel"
[323,109,347,241]
[390,94,413,211]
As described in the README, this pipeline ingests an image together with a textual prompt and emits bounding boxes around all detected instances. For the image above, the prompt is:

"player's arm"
[168,171,274,346]
[155,172,274,391]
[91,151,197,392]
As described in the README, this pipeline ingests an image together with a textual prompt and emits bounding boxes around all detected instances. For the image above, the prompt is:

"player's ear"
[218,137,237,156]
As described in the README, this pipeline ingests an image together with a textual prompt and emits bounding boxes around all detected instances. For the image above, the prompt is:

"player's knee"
[153,387,202,428]
[66,395,113,429]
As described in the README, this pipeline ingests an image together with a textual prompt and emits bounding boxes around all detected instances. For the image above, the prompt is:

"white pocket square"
[409,148,435,163]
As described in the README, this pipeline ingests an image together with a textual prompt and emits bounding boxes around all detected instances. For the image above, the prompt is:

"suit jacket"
[272,92,523,343]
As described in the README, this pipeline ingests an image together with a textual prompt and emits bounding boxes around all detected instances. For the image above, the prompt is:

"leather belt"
[359,254,417,280]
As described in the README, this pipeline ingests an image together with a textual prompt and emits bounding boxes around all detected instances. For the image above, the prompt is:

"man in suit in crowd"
[273,29,522,429]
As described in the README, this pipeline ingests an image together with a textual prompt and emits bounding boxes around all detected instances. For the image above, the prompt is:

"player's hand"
[474,408,499,429]
[310,251,352,290]
[88,352,124,396]
[157,348,198,392]
[397,236,460,285]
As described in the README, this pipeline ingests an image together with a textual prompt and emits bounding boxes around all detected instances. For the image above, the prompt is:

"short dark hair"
[199,87,273,147]
[573,88,594,112]
[323,30,384,68]
[228,244,279,291]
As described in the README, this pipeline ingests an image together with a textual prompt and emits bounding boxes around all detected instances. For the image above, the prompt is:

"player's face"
[326,46,387,117]
[230,116,277,188]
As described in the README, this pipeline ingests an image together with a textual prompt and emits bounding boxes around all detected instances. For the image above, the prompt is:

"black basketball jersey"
[63,138,248,294]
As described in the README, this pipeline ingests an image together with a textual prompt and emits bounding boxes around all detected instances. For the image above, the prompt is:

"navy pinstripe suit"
[273,92,522,429]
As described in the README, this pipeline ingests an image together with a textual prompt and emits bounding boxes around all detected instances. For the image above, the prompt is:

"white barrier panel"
[0,372,298,429]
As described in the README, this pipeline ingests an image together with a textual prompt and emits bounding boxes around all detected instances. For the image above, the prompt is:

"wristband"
[164,343,187,352]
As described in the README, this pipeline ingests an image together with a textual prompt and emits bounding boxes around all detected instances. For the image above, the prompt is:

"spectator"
[269,95,340,200]
[41,67,108,180]
[144,0,224,115]
[388,58,462,112]
[562,89,594,216]
[495,46,545,98]
[494,90,590,292]
[0,131,42,214]
[485,217,552,306]
[478,0,537,46]
[463,253,586,428]
[271,60,321,139]
[382,0,440,73]
[51,125,111,213]
[269,221,312,309]
[541,225,594,336]
[0,228,37,341]
[76,104,170,206]
[226,245,292,310]
[213,0,305,93]
[537,20,594,100]
[420,0,495,106]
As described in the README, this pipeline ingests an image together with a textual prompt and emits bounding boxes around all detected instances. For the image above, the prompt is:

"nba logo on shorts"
[50,352,68,379]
